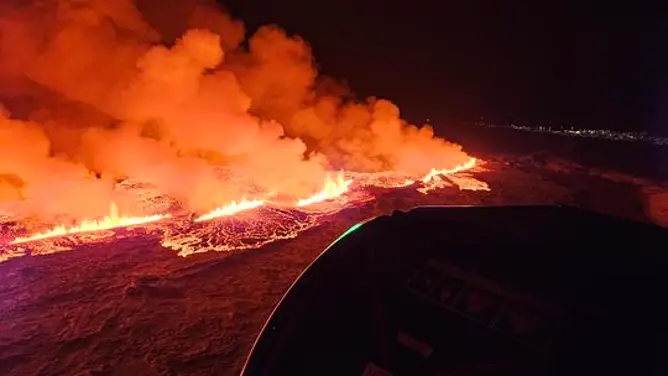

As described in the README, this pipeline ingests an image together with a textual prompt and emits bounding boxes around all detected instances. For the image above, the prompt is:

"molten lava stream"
[296,172,353,207]
[9,203,170,244]
[193,172,354,223]
[194,198,266,222]
[421,158,478,183]
[4,158,485,251]
[417,158,489,193]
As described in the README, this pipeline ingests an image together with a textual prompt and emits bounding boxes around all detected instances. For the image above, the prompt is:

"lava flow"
[296,172,353,207]
[9,203,170,245]
[195,199,267,223]
[0,1,491,261]
[1,159,488,257]
[418,158,488,194]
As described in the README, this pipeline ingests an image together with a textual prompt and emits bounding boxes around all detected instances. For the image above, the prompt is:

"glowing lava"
[1,158,489,257]
[10,203,170,244]
[0,1,493,260]
[417,158,489,194]
[195,198,266,222]
[296,172,353,207]
[422,158,478,184]
[193,172,354,223]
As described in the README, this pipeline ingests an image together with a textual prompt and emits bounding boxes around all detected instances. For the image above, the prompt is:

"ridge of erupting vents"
[0,166,489,261]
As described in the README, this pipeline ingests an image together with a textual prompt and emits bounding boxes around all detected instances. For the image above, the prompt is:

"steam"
[0,0,471,221]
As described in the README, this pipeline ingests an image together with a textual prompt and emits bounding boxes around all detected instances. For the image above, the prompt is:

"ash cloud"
[0,0,471,221]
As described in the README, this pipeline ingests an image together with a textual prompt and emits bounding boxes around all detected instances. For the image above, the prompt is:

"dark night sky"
[221,1,667,134]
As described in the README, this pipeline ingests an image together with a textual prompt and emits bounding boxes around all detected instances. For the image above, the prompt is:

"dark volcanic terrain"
[1,153,667,376]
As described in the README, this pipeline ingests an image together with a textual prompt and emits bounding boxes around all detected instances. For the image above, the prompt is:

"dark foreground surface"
[1,151,667,375]
[246,206,668,375]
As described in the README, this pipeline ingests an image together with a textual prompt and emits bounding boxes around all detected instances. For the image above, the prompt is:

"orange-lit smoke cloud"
[0,0,471,221]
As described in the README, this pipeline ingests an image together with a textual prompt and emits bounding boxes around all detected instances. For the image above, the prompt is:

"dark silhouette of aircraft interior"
[241,205,668,375]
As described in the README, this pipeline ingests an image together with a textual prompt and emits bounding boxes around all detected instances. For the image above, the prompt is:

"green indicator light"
[330,222,363,245]
[321,222,365,253]
[341,222,363,238]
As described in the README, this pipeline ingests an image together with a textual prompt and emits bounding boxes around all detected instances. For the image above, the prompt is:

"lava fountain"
[296,172,353,207]
[9,203,170,244]
[1,159,488,258]
[195,199,267,223]
[0,1,490,261]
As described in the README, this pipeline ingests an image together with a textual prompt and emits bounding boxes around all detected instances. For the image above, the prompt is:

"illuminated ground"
[0,156,666,375]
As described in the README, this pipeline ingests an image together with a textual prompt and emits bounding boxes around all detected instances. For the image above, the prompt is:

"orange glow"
[10,203,169,244]
[0,1,492,258]
[3,159,486,250]
[421,158,478,183]
[194,198,266,222]
[296,172,353,207]
[193,172,355,223]
[418,158,489,194]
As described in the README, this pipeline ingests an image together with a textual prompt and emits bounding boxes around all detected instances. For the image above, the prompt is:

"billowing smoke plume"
[0,0,471,221]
